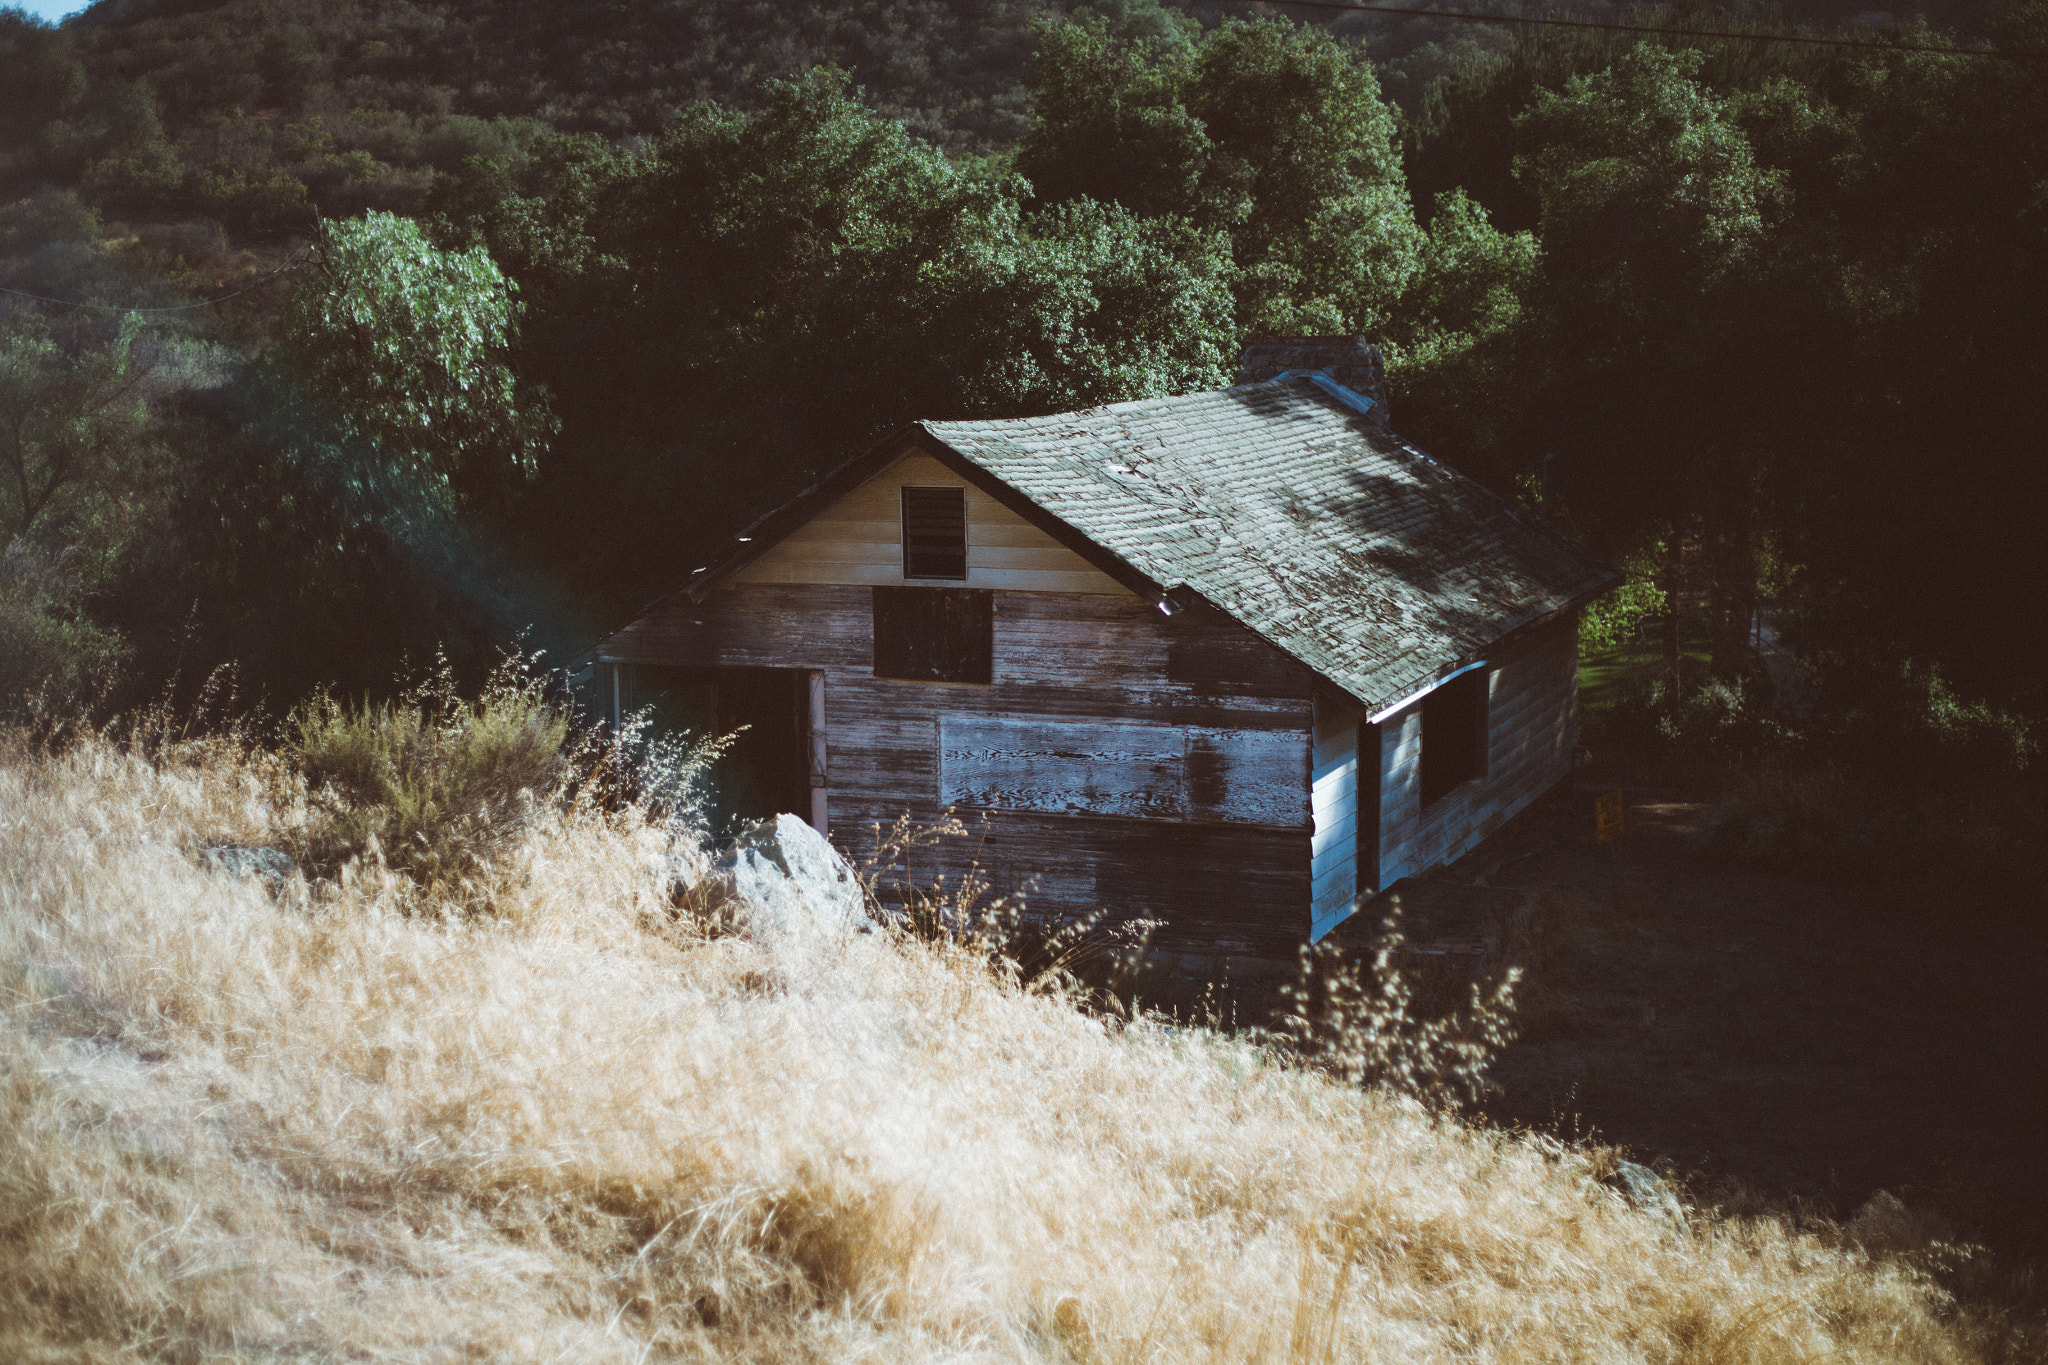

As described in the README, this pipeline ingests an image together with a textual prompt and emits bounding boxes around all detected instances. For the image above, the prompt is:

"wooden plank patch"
[939,717,1308,827]
[1186,727,1310,826]
[940,717,1185,819]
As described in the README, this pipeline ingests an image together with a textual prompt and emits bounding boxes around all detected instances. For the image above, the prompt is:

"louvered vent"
[902,486,967,579]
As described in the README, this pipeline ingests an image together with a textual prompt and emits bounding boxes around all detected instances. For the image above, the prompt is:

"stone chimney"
[1237,335,1389,428]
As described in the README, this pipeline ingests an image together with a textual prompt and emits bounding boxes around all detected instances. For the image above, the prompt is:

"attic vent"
[903,486,967,580]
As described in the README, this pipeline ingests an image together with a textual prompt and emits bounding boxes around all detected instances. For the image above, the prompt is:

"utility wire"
[1245,0,2029,61]
[0,249,311,315]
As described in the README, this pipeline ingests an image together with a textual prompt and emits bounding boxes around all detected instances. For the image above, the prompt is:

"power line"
[0,250,310,315]
[1244,0,2028,61]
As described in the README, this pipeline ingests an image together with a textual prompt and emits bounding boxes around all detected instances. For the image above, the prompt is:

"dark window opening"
[1419,667,1488,808]
[873,586,992,684]
[903,485,967,579]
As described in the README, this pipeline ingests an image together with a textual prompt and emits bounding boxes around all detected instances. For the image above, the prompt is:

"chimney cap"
[1239,335,1388,427]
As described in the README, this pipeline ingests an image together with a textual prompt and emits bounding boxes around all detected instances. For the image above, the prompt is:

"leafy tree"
[1778,12,2048,698]
[506,71,1236,607]
[1015,19,1212,222]
[1514,47,1782,343]
[1068,0,1198,50]
[1392,188,1537,359]
[1497,48,1796,678]
[128,214,560,705]
[1018,17,1424,334]
[272,211,552,508]
[1400,18,2048,705]
[0,299,229,712]
[0,311,163,544]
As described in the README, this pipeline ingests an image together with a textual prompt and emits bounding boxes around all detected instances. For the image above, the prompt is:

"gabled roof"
[666,375,1618,713]
[921,377,1616,711]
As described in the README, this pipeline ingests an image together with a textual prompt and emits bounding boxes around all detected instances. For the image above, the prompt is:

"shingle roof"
[924,376,1617,713]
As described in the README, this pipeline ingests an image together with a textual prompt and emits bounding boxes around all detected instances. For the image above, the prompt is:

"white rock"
[198,844,296,890]
[1602,1160,1688,1235]
[711,814,867,946]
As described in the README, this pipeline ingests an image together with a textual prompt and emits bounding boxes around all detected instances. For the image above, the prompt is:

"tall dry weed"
[860,810,1157,1003]
[1278,905,1521,1108]
[0,732,1990,1362]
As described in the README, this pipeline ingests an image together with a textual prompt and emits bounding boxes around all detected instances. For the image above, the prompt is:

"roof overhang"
[1351,570,1623,718]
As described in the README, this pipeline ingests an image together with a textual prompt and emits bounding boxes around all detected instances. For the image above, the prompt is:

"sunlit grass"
[1579,621,1712,711]
[0,728,1986,1362]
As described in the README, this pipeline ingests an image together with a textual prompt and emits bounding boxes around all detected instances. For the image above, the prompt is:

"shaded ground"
[1132,742,2048,1298]
[1413,757,2048,1273]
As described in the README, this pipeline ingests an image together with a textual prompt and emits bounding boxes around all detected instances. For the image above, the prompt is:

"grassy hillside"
[0,723,1984,1361]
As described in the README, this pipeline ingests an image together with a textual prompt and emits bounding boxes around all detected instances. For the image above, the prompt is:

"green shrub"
[0,539,127,719]
[293,655,571,892]
[1817,660,2038,785]
[1595,665,1787,759]
[1577,546,1667,653]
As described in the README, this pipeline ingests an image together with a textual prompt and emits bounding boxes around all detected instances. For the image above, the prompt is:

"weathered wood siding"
[600,583,1319,956]
[1310,694,1361,941]
[940,717,1306,825]
[730,452,1129,595]
[1374,614,1579,885]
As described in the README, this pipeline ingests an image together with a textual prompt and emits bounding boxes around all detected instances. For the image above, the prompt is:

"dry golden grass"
[0,733,1983,1363]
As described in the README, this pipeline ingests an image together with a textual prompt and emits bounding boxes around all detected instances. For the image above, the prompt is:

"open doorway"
[616,665,813,838]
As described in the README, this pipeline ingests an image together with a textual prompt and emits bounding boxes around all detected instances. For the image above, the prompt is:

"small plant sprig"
[859,811,1156,1005]
[1277,898,1521,1108]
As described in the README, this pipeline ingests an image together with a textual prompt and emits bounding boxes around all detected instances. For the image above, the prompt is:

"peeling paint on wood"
[939,717,1309,827]
[595,575,1578,959]
[941,717,1185,819]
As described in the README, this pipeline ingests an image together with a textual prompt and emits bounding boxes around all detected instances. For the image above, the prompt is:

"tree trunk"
[1661,538,1683,699]
[1709,503,1757,682]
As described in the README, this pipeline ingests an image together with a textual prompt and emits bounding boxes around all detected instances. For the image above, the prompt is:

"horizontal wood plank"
[598,574,1336,955]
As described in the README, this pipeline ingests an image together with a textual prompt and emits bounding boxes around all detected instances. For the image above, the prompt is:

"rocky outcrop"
[707,814,868,948]
[198,845,296,891]
[1602,1160,1688,1234]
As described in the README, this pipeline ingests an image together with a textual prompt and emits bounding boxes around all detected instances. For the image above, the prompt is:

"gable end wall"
[730,451,1128,594]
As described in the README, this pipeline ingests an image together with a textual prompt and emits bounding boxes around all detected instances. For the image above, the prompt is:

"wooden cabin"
[594,339,1617,958]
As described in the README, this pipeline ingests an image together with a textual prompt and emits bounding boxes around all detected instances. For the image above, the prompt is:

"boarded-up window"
[1419,667,1488,807]
[939,716,1309,826]
[873,586,992,683]
[902,486,967,579]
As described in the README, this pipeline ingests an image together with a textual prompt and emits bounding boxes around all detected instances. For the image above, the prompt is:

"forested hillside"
[2,0,2042,783]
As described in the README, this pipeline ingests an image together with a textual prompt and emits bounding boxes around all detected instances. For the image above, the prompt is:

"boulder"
[198,844,296,890]
[710,814,867,945]
[1602,1160,1688,1234]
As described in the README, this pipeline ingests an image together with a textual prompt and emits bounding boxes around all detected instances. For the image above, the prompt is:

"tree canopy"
[0,0,2043,730]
